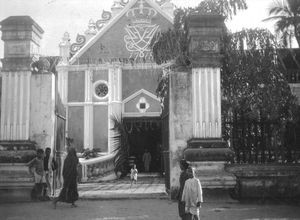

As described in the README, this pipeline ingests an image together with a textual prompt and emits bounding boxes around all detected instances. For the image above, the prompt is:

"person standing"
[44,147,57,196]
[181,167,203,220]
[130,164,138,187]
[53,147,79,208]
[27,148,46,200]
[142,149,151,172]
[177,159,190,220]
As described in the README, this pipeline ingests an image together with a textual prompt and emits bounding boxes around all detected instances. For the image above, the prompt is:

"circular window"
[94,81,109,99]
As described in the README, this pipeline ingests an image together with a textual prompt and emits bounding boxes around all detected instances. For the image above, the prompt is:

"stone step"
[0,176,33,182]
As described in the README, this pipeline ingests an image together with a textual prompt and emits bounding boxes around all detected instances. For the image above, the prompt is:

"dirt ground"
[1,199,300,220]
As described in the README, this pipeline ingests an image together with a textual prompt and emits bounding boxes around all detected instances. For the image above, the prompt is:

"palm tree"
[111,116,130,178]
[264,0,300,48]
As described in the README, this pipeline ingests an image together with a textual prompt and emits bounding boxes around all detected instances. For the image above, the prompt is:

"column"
[84,69,93,149]
[108,64,122,153]
[0,71,31,140]
[192,67,221,138]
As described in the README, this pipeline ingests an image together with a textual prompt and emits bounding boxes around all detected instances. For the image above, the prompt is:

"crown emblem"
[126,0,157,24]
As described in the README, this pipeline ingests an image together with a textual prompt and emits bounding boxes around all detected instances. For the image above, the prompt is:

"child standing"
[181,166,203,220]
[27,148,47,200]
[130,164,138,187]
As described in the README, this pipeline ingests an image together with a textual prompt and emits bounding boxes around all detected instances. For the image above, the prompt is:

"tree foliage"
[222,28,297,122]
[150,0,247,67]
[264,0,300,47]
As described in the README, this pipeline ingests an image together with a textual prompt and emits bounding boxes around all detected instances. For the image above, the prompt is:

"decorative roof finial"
[85,19,97,40]
[59,32,71,65]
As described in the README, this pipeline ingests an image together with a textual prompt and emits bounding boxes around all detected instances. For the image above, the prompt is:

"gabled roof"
[123,88,160,104]
[69,0,173,65]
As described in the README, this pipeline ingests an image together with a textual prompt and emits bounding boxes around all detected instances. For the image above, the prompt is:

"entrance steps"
[0,163,34,203]
[70,172,167,200]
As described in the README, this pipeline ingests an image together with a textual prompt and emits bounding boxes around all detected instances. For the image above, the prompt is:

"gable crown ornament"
[126,0,157,24]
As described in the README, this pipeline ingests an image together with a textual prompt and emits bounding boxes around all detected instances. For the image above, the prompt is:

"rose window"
[95,83,108,97]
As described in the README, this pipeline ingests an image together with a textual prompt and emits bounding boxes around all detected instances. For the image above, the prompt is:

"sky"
[0,0,275,57]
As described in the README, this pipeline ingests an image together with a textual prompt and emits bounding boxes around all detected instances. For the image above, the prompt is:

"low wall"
[226,164,300,201]
[79,153,116,182]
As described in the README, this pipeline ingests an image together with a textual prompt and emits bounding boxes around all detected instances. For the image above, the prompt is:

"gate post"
[185,14,235,188]
[168,14,235,198]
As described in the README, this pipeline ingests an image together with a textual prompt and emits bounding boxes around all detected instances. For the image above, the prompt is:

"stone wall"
[226,164,300,201]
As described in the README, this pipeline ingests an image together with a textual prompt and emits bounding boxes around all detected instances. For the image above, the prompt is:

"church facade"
[57,0,173,173]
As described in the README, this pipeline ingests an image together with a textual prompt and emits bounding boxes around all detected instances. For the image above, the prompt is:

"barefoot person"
[44,147,57,196]
[181,167,203,220]
[130,164,138,187]
[53,147,79,208]
[27,149,47,200]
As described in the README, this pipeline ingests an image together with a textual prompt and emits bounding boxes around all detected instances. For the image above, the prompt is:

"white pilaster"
[1,73,7,139]
[25,71,31,139]
[13,73,18,139]
[84,70,93,149]
[192,67,221,138]
[19,72,24,139]
[216,68,221,137]
[7,72,12,139]
[108,65,122,153]
[0,71,31,140]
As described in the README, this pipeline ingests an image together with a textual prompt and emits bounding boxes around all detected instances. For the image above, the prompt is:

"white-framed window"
[93,80,109,100]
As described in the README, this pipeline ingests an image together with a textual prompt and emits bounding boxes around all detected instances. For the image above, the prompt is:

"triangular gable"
[122,89,161,117]
[123,89,160,103]
[70,0,173,65]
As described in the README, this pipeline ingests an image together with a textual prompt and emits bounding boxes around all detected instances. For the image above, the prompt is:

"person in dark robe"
[53,147,79,208]
[177,159,190,220]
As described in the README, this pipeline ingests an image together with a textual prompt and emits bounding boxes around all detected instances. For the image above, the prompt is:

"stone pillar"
[0,16,44,140]
[168,14,235,198]
[0,16,56,202]
[185,14,235,187]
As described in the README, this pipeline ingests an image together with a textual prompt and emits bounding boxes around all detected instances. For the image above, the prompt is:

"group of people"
[27,146,79,208]
[27,147,57,200]
[177,159,203,220]
[28,145,202,215]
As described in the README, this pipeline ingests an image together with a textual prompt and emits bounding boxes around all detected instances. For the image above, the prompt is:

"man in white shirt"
[181,166,203,220]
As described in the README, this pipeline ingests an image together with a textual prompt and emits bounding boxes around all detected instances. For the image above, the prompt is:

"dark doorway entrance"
[123,117,162,173]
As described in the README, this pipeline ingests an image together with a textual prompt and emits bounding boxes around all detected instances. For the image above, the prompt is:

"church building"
[58,0,174,174]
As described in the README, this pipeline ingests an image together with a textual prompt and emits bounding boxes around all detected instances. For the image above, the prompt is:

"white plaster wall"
[29,73,55,150]
[169,71,193,195]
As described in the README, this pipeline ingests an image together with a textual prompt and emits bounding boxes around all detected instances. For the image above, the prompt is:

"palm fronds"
[111,115,130,178]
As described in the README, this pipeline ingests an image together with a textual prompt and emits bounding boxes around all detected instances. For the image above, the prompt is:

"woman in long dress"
[53,147,79,208]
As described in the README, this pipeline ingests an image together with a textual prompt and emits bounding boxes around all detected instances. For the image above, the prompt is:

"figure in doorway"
[142,149,151,172]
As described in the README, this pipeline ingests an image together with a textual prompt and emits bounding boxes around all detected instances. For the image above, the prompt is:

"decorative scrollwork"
[120,0,129,6]
[70,34,86,54]
[96,10,112,30]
